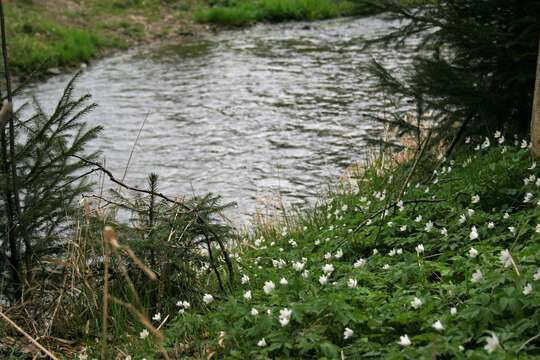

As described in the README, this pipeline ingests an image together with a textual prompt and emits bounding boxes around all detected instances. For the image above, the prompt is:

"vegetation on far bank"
[4,0,433,78]
[75,138,540,359]
[5,0,199,78]
[193,0,359,26]
[193,0,431,26]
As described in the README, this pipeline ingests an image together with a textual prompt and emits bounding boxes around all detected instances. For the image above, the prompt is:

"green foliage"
[0,73,102,298]
[194,0,360,26]
[142,138,540,358]
[357,0,540,144]
[57,177,237,353]
[7,3,106,73]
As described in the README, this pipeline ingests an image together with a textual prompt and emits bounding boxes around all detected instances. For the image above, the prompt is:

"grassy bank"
[194,0,359,26]
[193,0,429,26]
[5,0,200,78]
[98,137,540,358]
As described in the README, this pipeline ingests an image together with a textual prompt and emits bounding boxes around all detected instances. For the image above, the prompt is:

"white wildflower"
[415,244,425,255]
[319,275,328,285]
[251,308,259,316]
[523,283,533,295]
[292,261,305,272]
[176,301,190,309]
[472,194,480,204]
[414,215,423,223]
[450,307,457,316]
[152,313,161,322]
[411,297,423,309]
[353,258,366,268]
[343,327,354,340]
[484,333,499,354]
[278,308,292,327]
[440,227,448,236]
[425,221,434,232]
[398,335,411,347]
[471,269,483,283]
[488,222,495,229]
[139,329,149,339]
[468,247,479,258]
[322,264,334,274]
[470,226,479,240]
[534,268,540,281]
[244,290,252,300]
[348,278,358,289]
[432,320,444,332]
[500,249,513,268]
[263,281,275,294]
[241,274,250,284]
[203,294,214,304]
[524,193,534,203]
[257,338,267,347]
[280,278,288,286]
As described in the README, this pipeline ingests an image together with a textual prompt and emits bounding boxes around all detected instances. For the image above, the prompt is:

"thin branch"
[0,309,60,360]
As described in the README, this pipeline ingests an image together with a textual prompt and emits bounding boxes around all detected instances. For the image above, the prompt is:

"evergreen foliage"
[356,0,540,145]
[0,73,102,299]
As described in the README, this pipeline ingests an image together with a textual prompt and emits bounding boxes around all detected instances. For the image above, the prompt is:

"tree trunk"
[531,35,540,158]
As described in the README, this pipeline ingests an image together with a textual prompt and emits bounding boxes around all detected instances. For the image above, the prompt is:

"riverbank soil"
[5,0,207,81]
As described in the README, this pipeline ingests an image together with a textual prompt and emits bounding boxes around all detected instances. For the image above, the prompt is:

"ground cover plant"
[106,135,540,359]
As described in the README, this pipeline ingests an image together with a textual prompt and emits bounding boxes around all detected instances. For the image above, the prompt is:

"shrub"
[357,0,540,145]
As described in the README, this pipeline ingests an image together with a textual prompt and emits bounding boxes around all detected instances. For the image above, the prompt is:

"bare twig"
[101,227,112,360]
[0,309,60,360]
[397,129,432,203]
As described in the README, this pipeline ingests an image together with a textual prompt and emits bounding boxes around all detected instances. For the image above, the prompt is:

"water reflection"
[21,15,413,225]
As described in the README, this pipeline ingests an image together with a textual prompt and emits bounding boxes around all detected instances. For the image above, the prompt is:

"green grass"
[106,137,540,358]
[6,2,110,74]
[194,0,360,26]
[4,0,188,77]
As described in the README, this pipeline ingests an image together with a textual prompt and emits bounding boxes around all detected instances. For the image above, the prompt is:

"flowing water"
[21,15,414,224]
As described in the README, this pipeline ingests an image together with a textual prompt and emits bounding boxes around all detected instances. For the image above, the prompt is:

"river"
[21,15,414,225]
